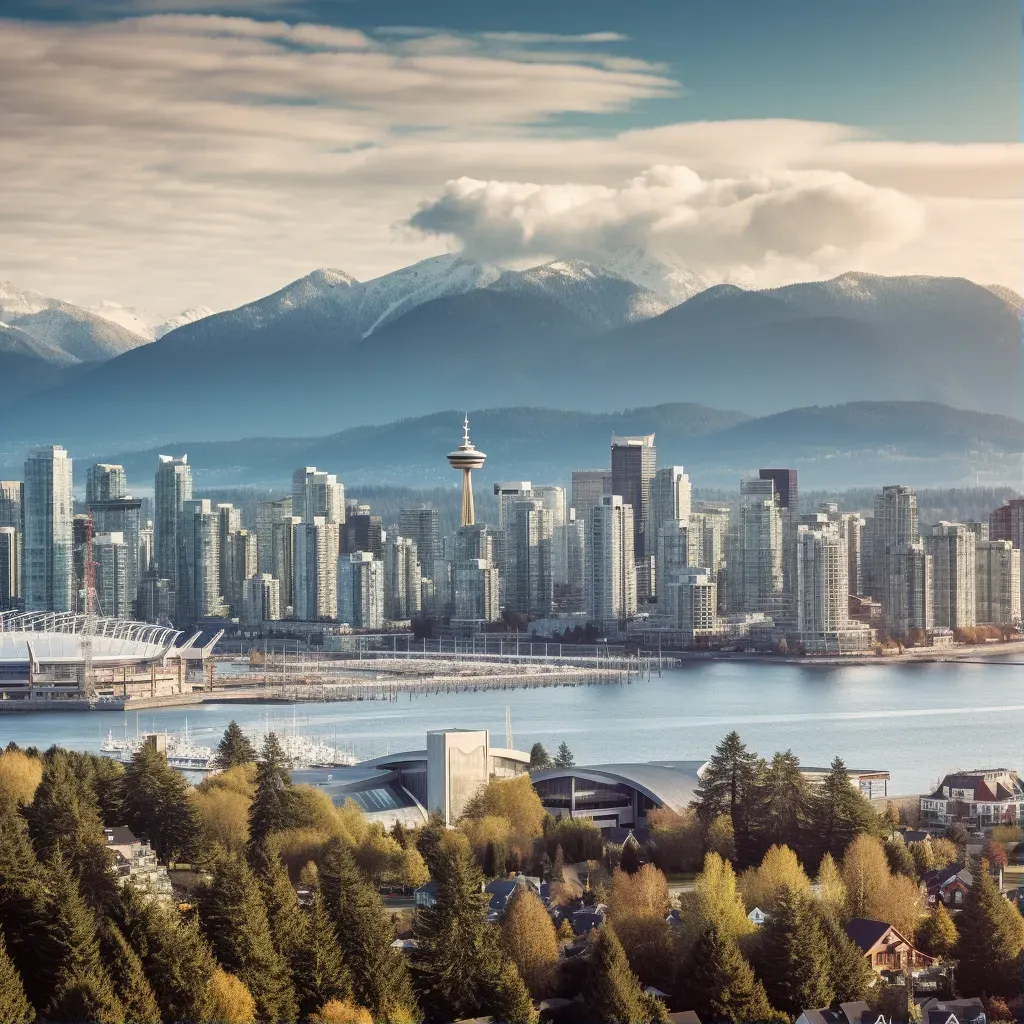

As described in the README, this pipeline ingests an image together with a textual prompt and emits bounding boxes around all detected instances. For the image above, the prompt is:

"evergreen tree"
[489,957,538,1024]
[249,733,295,853]
[807,757,876,866]
[98,920,162,1024]
[752,751,810,860]
[414,814,447,877]
[553,742,575,768]
[620,833,642,874]
[43,854,124,1024]
[816,909,873,1003]
[528,742,552,770]
[0,809,51,1009]
[691,732,761,865]
[915,903,958,960]
[753,887,832,1016]
[200,855,298,1023]
[89,753,126,826]
[581,926,667,1024]
[954,868,1024,997]
[260,851,308,969]
[410,835,493,1022]
[123,741,201,863]
[676,921,779,1024]
[884,839,917,880]
[0,927,33,1024]
[147,911,219,1023]
[295,884,352,1019]
[216,720,259,769]
[320,839,417,1023]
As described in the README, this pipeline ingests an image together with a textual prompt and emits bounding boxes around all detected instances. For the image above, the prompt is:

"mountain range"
[22,400,1018,492]
[0,250,1019,466]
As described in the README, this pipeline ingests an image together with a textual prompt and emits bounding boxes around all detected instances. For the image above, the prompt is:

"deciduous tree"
[500,886,559,998]
[915,904,958,960]
[207,968,257,1024]
[815,853,848,921]
[738,845,810,914]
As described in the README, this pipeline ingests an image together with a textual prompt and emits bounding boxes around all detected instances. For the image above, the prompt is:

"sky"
[0,0,1020,317]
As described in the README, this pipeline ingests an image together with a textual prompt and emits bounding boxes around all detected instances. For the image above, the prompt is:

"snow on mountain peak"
[154,306,215,339]
[597,246,709,305]
[89,300,155,341]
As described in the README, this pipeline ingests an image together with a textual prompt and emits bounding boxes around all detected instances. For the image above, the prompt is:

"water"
[2,658,1023,794]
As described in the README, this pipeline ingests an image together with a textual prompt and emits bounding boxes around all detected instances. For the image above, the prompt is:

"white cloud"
[0,12,1018,314]
[407,166,926,280]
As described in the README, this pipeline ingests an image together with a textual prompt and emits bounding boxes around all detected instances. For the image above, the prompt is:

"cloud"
[407,166,926,279]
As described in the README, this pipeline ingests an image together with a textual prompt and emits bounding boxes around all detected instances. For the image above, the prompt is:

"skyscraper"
[649,466,691,596]
[216,503,242,609]
[338,551,384,629]
[506,498,554,617]
[731,478,782,615]
[256,497,293,575]
[589,495,636,624]
[758,469,798,513]
[86,464,127,508]
[870,485,919,604]
[23,445,73,612]
[571,471,612,521]
[532,485,567,585]
[90,496,142,615]
[975,540,1021,625]
[243,574,281,626]
[795,516,849,637]
[564,509,587,613]
[886,542,933,637]
[225,529,257,615]
[292,467,345,524]
[610,434,656,558]
[154,454,192,608]
[400,508,441,576]
[93,532,130,618]
[0,527,21,610]
[384,535,421,620]
[453,560,500,622]
[342,512,383,557]
[293,517,338,620]
[179,499,225,623]
[927,522,977,630]
[273,515,302,615]
[0,481,22,531]
[990,498,1024,549]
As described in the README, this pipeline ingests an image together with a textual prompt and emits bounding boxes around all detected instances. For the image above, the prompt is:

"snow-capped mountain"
[596,246,709,305]
[88,301,154,341]
[0,283,151,364]
[153,307,215,339]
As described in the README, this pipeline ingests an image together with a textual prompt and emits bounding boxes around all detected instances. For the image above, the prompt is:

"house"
[485,875,541,915]
[796,1003,870,1024]
[921,865,973,908]
[747,907,769,927]
[844,918,936,975]
[414,881,438,908]
[103,826,172,898]
[666,1013,702,1024]
[920,769,1024,828]
[569,905,606,936]
[918,998,987,1024]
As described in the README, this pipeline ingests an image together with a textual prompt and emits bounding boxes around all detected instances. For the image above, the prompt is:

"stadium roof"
[530,760,708,814]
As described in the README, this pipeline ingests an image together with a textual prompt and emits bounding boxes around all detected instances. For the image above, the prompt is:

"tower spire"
[447,416,487,527]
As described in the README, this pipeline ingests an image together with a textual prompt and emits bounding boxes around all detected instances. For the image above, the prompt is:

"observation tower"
[447,416,486,527]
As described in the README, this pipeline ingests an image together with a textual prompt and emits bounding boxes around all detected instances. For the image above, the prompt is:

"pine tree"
[320,839,417,1023]
[123,741,201,863]
[752,751,810,860]
[807,757,876,865]
[0,809,51,1009]
[676,921,779,1024]
[692,732,761,865]
[249,733,295,853]
[414,813,447,877]
[200,855,298,1023]
[147,911,219,1023]
[89,753,126,826]
[582,925,667,1024]
[43,854,124,1024]
[0,927,33,1024]
[753,887,832,1016]
[410,834,492,1022]
[489,955,539,1024]
[528,742,552,770]
[954,867,1024,997]
[260,850,309,968]
[98,920,162,1024]
[817,909,873,1003]
[216,720,259,769]
[553,742,575,768]
[915,903,958,959]
[295,884,352,1019]
[619,833,642,874]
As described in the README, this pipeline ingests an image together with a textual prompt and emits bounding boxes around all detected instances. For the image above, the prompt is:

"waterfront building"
[242,574,281,625]
[886,542,934,638]
[24,445,74,613]
[292,466,344,524]
[93,532,130,618]
[453,559,500,622]
[975,539,1021,625]
[179,499,226,623]
[0,527,21,609]
[384,535,421,620]
[400,508,441,572]
[611,434,656,558]
[447,418,486,528]
[293,517,338,620]
[154,455,191,608]
[920,769,1024,828]
[506,498,554,617]
[86,464,127,507]
[256,497,292,576]
[870,485,919,608]
[927,522,977,630]
[731,478,782,615]
[338,550,384,628]
[589,495,636,624]
[666,568,719,642]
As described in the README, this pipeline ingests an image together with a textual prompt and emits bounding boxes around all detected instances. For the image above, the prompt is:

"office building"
[975,540,1021,625]
[226,529,257,616]
[384,536,421,620]
[179,499,226,623]
[86,464,127,507]
[90,497,142,613]
[758,468,798,514]
[216,504,242,609]
[292,467,344,524]
[256,497,293,576]
[293,517,338,620]
[0,527,21,610]
[990,498,1024,549]
[338,551,384,629]
[886,542,934,638]
[667,568,719,643]
[506,498,554,617]
[731,478,782,615]
[137,577,173,625]
[400,508,441,573]
[455,523,495,566]
[242,574,281,626]
[611,434,656,558]
[453,560,500,622]
[93,532,131,618]
[154,455,192,605]
[272,515,301,615]
[23,445,74,613]
[649,466,691,588]
[870,485,919,606]
[927,523,977,630]
[342,512,383,558]
[589,495,636,624]
[571,471,612,519]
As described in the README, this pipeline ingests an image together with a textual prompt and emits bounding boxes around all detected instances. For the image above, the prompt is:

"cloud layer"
[0,12,1019,314]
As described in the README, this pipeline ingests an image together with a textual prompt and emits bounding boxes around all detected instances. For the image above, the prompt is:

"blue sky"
[0,0,1019,313]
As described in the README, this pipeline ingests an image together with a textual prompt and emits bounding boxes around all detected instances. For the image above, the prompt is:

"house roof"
[667,1012,702,1024]
[844,918,891,953]
[103,826,139,847]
